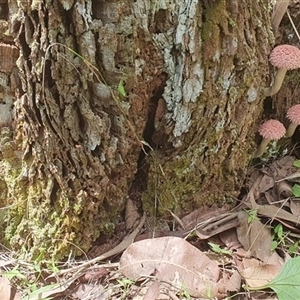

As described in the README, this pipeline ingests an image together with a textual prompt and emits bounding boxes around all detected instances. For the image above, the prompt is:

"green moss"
[201,0,229,41]
[142,152,213,218]
[3,161,122,261]
[201,22,220,42]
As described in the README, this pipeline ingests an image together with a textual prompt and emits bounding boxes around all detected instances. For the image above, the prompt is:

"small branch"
[287,10,300,42]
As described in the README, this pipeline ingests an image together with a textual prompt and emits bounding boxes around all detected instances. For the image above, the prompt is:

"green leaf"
[265,256,300,300]
[292,184,300,197]
[293,160,300,168]
[246,209,260,223]
[118,80,126,97]
[274,224,283,238]
[208,242,231,255]
[271,240,278,251]
[2,266,26,281]
[288,242,299,254]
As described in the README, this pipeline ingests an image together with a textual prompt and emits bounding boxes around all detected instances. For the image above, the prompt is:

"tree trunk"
[0,0,274,259]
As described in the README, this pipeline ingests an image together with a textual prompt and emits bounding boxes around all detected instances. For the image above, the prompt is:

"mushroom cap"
[269,45,300,70]
[258,119,286,140]
[287,104,300,124]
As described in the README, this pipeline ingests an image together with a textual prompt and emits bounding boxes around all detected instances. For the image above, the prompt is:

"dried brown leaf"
[226,270,242,292]
[0,276,11,300]
[143,280,160,300]
[276,182,293,198]
[70,283,109,300]
[257,204,300,224]
[236,211,273,262]
[270,156,297,182]
[290,199,300,217]
[219,228,242,250]
[240,264,281,288]
[181,204,231,230]
[257,174,274,194]
[242,257,261,269]
[119,236,220,298]
[264,191,277,204]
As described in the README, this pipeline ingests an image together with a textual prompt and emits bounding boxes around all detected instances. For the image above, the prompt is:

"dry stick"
[52,214,146,277]
[271,0,290,35]
[287,10,300,41]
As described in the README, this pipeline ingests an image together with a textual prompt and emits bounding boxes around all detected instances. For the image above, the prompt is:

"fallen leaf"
[119,236,220,298]
[242,257,261,269]
[270,156,295,181]
[257,174,274,193]
[143,280,160,300]
[219,228,242,250]
[0,276,11,300]
[276,182,293,198]
[265,256,300,300]
[256,204,300,224]
[181,204,231,230]
[226,270,241,292]
[70,283,110,300]
[236,211,273,262]
[290,199,300,217]
[264,191,277,204]
[241,264,281,288]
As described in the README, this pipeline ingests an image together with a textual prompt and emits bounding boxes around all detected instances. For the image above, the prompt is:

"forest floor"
[1,155,300,299]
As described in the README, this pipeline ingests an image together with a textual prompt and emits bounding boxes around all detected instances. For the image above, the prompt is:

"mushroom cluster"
[254,104,300,158]
[254,119,286,158]
[286,104,300,138]
[254,44,300,157]
[264,45,300,97]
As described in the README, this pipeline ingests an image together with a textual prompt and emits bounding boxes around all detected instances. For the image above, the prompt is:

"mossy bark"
[0,0,274,259]
[143,0,274,216]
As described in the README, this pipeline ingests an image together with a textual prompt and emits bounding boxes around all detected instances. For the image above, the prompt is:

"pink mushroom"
[254,119,286,158]
[264,45,300,97]
[286,104,300,137]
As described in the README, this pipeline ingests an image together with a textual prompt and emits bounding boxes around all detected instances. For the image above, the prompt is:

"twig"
[287,9,300,42]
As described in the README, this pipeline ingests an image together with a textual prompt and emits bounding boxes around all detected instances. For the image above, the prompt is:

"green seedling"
[208,242,232,255]
[246,209,260,223]
[117,278,135,299]
[292,184,300,197]
[178,285,192,300]
[271,223,286,251]
[288,241,299,255]
[293,159,300,168]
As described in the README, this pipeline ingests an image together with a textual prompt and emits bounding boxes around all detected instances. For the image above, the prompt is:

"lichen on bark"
[0,0,276,259]
[1,0,149,259]
[141,0,274,217]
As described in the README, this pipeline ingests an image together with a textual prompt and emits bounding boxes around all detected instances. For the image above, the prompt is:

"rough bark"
[142,0,274,215]
[0,0,275,259]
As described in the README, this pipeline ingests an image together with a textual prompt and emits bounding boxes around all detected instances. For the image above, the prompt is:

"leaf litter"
[3,156,300,299]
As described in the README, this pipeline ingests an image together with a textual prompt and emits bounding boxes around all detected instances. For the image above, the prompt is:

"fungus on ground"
[286,104,300,137]
[254,119,286,158]
[264,45,300,97]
